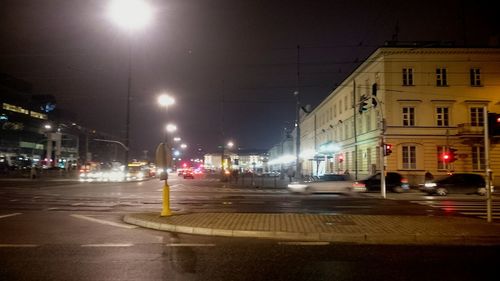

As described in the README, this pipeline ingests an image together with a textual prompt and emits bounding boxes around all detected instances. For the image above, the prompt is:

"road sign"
[155,142,173,169]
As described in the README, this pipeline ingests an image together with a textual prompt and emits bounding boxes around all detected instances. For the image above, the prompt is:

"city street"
[1,176,499,280]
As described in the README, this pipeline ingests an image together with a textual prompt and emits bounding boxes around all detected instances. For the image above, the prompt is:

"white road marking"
[0,244,38,248]
[70,214,138,229]
[81,243,134,247]
[278,242,330,246]
[165,243,216,247]
[0,213,22,219]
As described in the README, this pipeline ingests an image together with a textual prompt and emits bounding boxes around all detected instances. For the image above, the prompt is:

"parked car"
[287,174,359,194]
[420,173,488,196]
[353,172,409,193]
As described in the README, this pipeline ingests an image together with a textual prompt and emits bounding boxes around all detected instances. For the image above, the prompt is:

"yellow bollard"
[160,180,172,216]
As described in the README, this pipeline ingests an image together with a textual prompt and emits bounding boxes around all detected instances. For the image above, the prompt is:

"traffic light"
[383,143,393,156]
[488,113,500,136]
[440,152,450,162]
[448,147,458,163]
[338,154,344,163]
[358,100,368,114]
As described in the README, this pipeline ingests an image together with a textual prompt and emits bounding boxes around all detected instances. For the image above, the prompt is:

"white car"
[287,174,362,194]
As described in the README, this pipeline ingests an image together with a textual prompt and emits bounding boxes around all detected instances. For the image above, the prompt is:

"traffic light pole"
[380,118,386,199]
[483,107,492,222]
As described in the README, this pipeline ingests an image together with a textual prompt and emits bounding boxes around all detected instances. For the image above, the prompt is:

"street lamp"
[166,123,177,133]
[107,0,153,168]
[158,94,175,108]
[180,143,187,149]
[108,0,152,31]
[173,137,181,142]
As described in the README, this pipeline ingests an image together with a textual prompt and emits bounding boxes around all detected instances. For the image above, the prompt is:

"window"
[470,107,484,126]
[339,100,343,114]
[437,146,448,170]
[344,96,348,111]
[471,146,485,171]
[366,112,372,131]
[333,104,337,118]
[402,145,416,169]
[351,151,355,172]
[366,148,371,172]
[436,68,447,86]
[402,68,413,86]
[436,107,449,127]
[402,107,415,126]
[470,68,481,86]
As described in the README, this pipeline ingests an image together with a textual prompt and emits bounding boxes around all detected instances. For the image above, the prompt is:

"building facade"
[297,46,500,186]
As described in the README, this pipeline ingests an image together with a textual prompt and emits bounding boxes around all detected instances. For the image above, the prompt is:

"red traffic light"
[383,143,393,156]
[441,153,450,161]
[338,154,344,163]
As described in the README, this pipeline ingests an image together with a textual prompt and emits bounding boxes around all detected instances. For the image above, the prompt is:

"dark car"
[183,169,195,179]
[353,172,409,193]
[421,173,487,196]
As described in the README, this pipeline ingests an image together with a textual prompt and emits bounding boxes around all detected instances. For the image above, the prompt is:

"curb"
[123,213,500,246]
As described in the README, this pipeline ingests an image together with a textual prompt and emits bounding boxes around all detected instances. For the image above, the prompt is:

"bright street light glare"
[180,143,187,149]
[173,137,181,142]
[158,94,175,107]
[227,141,234,148]
[166,124,177,133]
[108,0,153,31]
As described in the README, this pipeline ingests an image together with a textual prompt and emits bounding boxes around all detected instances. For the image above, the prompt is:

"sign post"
[156,142,173,217]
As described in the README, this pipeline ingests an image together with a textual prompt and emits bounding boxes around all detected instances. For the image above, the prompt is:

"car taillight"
[401,178,408,184]
[352,182,365,188]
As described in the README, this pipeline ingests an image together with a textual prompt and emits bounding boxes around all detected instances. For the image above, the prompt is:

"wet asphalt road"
[1,176,499,280]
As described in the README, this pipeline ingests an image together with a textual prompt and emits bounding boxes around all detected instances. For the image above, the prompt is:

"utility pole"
[220,94,226,180]
[294,45,301,180]
[483,106,492,222]
[353,80,358,180]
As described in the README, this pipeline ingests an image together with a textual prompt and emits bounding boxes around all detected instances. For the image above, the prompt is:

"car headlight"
[424,183,437,188]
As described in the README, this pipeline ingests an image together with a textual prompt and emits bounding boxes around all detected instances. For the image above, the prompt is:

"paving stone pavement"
[124,212,500,245]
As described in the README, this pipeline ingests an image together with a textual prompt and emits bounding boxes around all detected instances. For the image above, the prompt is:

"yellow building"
[299,46,500,186]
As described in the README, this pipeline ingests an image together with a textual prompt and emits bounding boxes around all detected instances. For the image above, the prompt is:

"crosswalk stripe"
[0,213,22,219]
[412,200,500,220]
[0,244,38,248]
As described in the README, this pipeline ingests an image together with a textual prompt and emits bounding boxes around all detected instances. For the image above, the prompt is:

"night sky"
[1,0,498,159]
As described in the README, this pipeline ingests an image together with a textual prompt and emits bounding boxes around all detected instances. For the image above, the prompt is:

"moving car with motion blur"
[183,169,195,179]
[353,172,409,193]
[287,174,359,194]
[420,173,489,196]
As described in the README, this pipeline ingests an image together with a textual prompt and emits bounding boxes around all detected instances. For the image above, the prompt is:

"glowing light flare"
[108,0,153,31]
[158,94,175,107]
[166,124,177,133]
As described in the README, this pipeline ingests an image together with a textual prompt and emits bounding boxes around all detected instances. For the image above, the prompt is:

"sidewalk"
[124,212,500,245]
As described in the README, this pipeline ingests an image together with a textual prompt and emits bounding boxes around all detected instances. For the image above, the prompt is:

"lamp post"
[107,0,152,169]
[294,91,301,180]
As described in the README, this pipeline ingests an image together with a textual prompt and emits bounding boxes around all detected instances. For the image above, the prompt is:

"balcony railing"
[457,123,484,135]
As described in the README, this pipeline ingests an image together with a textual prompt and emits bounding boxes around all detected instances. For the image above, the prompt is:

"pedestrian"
[287,167,294,182]
[425,171,434,182]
